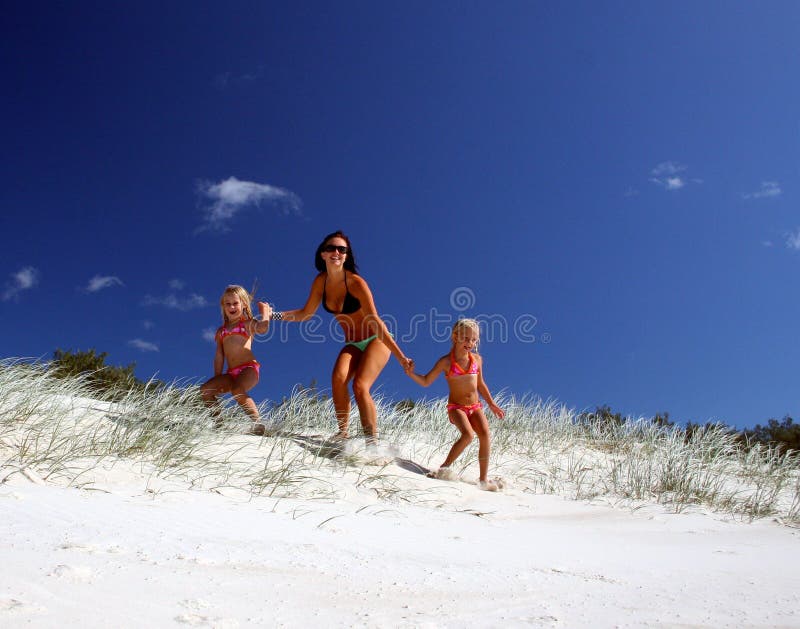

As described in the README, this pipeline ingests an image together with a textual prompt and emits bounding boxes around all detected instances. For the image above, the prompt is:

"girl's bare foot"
[478,479,499,492]
[329,431,349,441]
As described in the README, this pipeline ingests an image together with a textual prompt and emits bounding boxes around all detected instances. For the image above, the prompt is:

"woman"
[270,230,412,442]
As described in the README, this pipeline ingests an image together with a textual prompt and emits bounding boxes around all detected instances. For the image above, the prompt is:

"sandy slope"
[2,454,798,629]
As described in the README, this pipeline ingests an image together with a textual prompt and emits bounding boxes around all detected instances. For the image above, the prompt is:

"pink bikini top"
[216,318,251,342]
[445,350,479,378]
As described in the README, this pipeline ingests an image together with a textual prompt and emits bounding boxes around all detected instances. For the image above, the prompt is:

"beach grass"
[1,358,798,524]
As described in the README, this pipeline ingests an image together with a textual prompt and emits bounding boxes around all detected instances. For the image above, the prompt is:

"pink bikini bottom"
[446,401,482,420]
[228,360,260,378]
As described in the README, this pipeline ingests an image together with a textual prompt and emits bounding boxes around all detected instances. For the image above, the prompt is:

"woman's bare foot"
[478,479,499,492]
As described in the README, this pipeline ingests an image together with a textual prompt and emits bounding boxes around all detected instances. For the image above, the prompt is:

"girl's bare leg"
[468,411,492,482]
[440,410,475,469]
[201,374,234,419]
[351,340,391,444]
[331,347,359,438]
[230,368,260,421]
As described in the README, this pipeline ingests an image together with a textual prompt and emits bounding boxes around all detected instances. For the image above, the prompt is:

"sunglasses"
[322,244,349,254]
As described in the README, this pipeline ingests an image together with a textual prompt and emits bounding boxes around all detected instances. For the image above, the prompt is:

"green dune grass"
[1,359,798,524]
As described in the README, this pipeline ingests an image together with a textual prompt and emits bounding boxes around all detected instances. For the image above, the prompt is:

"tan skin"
[406,327,504,484]
[276,236,412,441]
[200,294,271,421]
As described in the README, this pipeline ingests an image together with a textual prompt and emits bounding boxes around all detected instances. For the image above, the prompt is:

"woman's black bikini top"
[322,272,362,315]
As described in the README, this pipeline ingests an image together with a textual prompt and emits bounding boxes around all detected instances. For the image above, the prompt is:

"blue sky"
[2,2,799,428]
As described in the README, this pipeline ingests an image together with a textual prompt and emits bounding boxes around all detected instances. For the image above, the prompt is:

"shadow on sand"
[261,431,432,475]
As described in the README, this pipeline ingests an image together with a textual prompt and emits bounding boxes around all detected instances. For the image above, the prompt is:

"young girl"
[201,285,271,432]
[405,318,505,491]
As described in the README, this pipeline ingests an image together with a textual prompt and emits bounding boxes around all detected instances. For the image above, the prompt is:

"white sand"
[1,390,798,628]
[2,447,799,629]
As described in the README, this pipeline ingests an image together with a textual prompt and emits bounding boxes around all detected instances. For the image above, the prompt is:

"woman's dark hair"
[315,230,358,273]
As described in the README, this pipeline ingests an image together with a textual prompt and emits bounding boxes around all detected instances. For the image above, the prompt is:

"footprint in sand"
[175,600,239,628]
[47,564,95,582]
[179,599,212,612]
[175,612,239,628]
[58,542,96,553]
[0,598,47,616]
[58,542,128,555]
[175,613,211,626]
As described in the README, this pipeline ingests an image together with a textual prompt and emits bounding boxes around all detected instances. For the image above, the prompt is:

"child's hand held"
[258,301,272,319]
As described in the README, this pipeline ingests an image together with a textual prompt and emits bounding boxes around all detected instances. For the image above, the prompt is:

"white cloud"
[651,161,687,177]
[744,181,781,200]
[85,275,123,293]
[649,161,697,191]
[128,339,159,352]
[168,279,185,290]
[143,320,155,330]
[2,266,40,301]
[785,229,800,251]
[143,293,208,311]
[202,327,218,343]
[649,175,686,190]
[196,176,302,233]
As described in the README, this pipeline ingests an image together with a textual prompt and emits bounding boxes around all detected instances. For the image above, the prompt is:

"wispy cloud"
[143,320,155,330]
[2,266,40,301]
[649,161,699,191]
[662,177,685,190]
[128,339,159,352]
[785,228,800,251]
[202,327,217,343]
[196,176,303,233]
[651,162,685,176]
[85,275,123,293]
[144,281,208,311]
[744,181,781,200]
[143,293,208,311]
[213,67,264,90]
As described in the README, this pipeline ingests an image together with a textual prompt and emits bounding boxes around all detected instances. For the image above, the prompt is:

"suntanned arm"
[407,356,448,387]
[476,356,505,419]
[348,275,411,366]
[213,337,225,376]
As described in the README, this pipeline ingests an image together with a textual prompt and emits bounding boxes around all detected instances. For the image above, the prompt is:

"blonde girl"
[201,285,271,428]
[405,319,505,491]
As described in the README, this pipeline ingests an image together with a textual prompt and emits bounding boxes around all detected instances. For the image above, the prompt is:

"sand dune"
[3,447,799,627]
[1,378,799,627]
